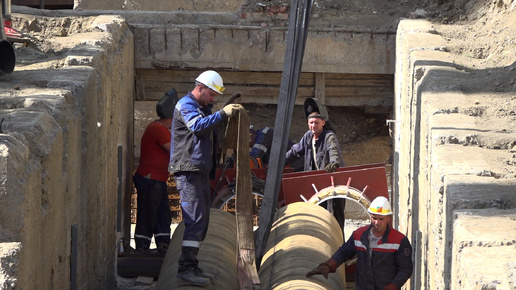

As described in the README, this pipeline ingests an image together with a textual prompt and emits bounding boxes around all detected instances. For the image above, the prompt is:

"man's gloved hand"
[324,162,339,173]
[382,283,398,290]
[306,263,330,279]
[222,104,243,118]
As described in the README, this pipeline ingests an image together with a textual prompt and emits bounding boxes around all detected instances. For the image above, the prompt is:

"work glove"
[221,104,243,118]
[382,283,398,290]
[324,162,339,173]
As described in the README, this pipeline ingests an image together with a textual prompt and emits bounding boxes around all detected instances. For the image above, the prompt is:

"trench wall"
[128,10,395,165]
[0,15,134,289]
[74,0,242,12]
[130,12,395,108]
[394,19,516,290]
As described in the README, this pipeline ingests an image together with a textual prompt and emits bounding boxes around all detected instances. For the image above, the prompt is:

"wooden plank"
[325,79,393,87]
[135,70,146,101]
[142,86,391,105]
[315,73,325,103]
[137,69,315,86]
[136,69,393,105]
[326,73,393,80]
[138,70,390,89]
[326,86,392,96]
[325,96,393,107]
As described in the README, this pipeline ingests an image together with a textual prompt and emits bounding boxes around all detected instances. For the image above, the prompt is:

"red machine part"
[211,163,388,209]
[210,168,267,208]
[4,19,29,43]
[281,163,389,206]
[210,167,296,209]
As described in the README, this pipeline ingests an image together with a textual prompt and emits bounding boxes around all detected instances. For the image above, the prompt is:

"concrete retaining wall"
[393,19,516,289]
[0,14,134,289]
[132,22,395,74]
[74,0,242,13]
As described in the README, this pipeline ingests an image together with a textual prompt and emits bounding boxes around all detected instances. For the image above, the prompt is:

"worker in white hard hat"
[307,196,413,290]
[169,70,242,286]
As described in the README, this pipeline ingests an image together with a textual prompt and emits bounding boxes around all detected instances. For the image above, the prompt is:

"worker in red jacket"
[133,89,178,253]
[306,196,413,290]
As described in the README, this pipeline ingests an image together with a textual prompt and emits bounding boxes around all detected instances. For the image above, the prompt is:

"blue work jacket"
[169,93,224,174]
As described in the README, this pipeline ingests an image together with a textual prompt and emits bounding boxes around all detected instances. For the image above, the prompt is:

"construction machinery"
[0,0,15,75]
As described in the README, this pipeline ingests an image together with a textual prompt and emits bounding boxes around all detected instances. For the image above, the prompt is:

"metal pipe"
[259,202,347,289]
[154,209,239,289]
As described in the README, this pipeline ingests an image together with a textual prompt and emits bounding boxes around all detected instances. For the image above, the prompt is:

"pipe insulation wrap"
[259,202,347,289]
[154,209,239,289]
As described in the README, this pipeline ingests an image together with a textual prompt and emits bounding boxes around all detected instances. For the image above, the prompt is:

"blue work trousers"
[133,172,171,250]
[174,171,211,273]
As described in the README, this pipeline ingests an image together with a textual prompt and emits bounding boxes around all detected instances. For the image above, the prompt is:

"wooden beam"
[315,72,325,104]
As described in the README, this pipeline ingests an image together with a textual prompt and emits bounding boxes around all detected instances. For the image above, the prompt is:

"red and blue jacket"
[330,224,413,289]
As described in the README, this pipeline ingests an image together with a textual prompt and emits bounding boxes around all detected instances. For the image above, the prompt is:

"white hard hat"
[196,70,225,95]
[367,196,392,216]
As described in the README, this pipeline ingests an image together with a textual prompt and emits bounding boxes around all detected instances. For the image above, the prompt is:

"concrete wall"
[130,15,395,74]
[74,0,242,12]
[393,19,516,289]
[0,14,134,289]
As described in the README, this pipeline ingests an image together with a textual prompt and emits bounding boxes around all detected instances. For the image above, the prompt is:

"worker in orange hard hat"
[306,196,413,290]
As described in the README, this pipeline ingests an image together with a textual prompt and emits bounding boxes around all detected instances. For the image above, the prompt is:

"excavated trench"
[2,8,398,289]
[1,1,515,289]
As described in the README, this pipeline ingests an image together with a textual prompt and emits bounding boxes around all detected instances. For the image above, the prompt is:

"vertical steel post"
[0,0,5,40]
[71,224,78,290]
[117,145,123,233]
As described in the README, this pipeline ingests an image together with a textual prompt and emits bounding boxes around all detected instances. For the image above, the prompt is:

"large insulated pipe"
[259,202,347,289]
[154,209,239,289]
